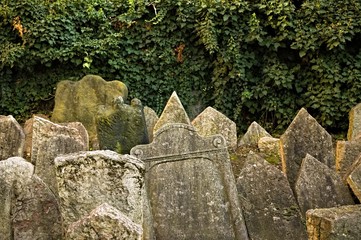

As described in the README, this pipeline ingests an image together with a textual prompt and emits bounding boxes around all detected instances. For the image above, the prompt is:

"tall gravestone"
[0,115,25,161]
[143,106,158,142]
[131,92,249,240]
[347,103,361,141]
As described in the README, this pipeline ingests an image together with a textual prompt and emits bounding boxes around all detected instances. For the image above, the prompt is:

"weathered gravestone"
[347,102,361,141]
[97,98,149,154]
[55,150,144,231]
[0,157,62,240]
[0,115,25,161]
[258,136,281,167]
[236,152,307,240]
[51,74,128,148]
[238,121,272,147]
[306,205,361,240]
[335,136,361,181]
[131,92,249,240]
[191,106,237,149]
[32,116,88,196]
[295,154,354,218]
[66,203,142,240]
[280,108,334,190]
[143,106,158,142]
[347,161,361,201]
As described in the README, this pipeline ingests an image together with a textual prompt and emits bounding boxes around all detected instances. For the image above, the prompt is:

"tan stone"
[238,121,271,147]
[0,115,25,161]
[258,136,281,167]
[347,103,361,141]
[335,138,361,181]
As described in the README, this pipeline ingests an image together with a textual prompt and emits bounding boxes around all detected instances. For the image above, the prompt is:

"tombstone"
[143,106,158,142]
[0,115,25,161]
[0,157,62,239]
[55,150,144,230]
[97,98,148,154]
[306,205,361,240]
[131,92,249,240]
[280,108,334,190]
[335,137,361,181]
[32,117,88,196]
[51,74,128,148]
[66,203,142,240]
[295,154,354,218]
[238,121,272,147]
[347,161,361,201]
[192,106,237,149]
[347,103,361,141]
[258,136,281,167]
[236,152,307,240]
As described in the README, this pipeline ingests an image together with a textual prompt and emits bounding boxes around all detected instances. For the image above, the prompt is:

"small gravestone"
[143,106,158,142]
[66,203,142,240]
[306,205,361,240]
[258,136,281,167]
[280,108,334,190]
[131,93,248,240]
[236,152,307,240]
[295,154,354,217]
[32,117,88,196]
[0,157,62,239]
[97,98,148,154]
[335,137,361,181]
[192,106,237,149]
[238,121,272,147]
[55,150,144,230]
[51,74,128,148]
[347,162,361,201]
[347,103,361,141]
[0,115,25,161]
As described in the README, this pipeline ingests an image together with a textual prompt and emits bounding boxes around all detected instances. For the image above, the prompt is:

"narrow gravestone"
[66,203,142,240]
[347,161,361,201]
[295,154,354,218]
[335,137,361,181]
[306,205,361,240]
[236,152,307,240]
[131,92,249,240]
[258,136,281,167]
[238,121,272,147]
[191,106,237,149]
[51,74,128,148]
[0,115,25,161]
[143,106,158,142]
[97,98,149,154]
[32,116,88,196]
[0,157,62,239]
[347,103,361,141]
[55,150,144,230]
[280,108,334,190]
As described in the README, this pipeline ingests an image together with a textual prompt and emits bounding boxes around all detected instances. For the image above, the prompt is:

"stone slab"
[238,121,271,147]
[0,115,25,161]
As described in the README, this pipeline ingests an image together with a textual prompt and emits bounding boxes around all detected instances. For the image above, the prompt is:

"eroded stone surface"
[0,115,25,161]
[347,103,361,141]
[238,121,271,147]
[143,106,158,142]
[258,136,281,167]
[347,162,361,201]
[237,152,306,240]
[335,138,361,181]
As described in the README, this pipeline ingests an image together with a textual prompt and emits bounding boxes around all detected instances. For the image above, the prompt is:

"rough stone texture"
[97,98,148,154]
[236,152,307,240]
[32,117,88,195]
[0,157,62,240]
[153,91,191,133]
[258,136,281,167]
[238,121,272,147]
[347,162,361,201]
[51,74,128,148]
[55,150,144,230]
[131,123,249,240]
[280,108,334,190]
[347,103,361,141]
[143,106,158,142]
[295,154,354,218]
[191,106,237,149]
[0,115,25,161]
[66,203,142,240]
[335,137,361,181]
[306,205,361,240]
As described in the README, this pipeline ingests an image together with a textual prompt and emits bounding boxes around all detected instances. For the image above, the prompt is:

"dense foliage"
[1,0,361,136]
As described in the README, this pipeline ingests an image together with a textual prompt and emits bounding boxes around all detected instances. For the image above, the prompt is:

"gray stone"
[347,103,361,141]
[236,152,307,240]
[280,108,334,190]
[306,205,361,240]
[66,203,142,240]
[32,117,88,195]
[97,98,148,154]
[258,136,281,167]
[335,137,361,181]
[143,106,158,142]
[347,161,361,201]
[295,154,354,218]
[0,157,62,240]
[238,121,272,147]
[55,150,144,230]
[0,115,25,161]
[192,106,237,149]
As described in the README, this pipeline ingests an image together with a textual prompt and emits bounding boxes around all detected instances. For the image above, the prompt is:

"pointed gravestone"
[306,205,361,240]
[347,162,361,201]
[295,154,354,218]
[238,121,272,147]
[191,106,237,149]
[335,136,361,181]
[131,93,249,240]
[237,152,307,240]
[55,151,144,230]
[0,157,62,239]
[32,117,88,196]
[258,136,282,167]
[347,103,361,141]
[143,106,158,142]
[66,203,143,240]
[280,108,334,190]
[0,115,25,161]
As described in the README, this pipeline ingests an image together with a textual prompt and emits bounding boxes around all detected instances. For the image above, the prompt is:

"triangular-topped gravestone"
[336,137,361,181]
[238,121,272,147]
[280,108,334,190]
[0,115,25,161]
[131,93,249,240]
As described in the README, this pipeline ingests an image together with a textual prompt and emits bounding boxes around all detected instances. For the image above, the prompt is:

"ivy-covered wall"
[1,0,361,136]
